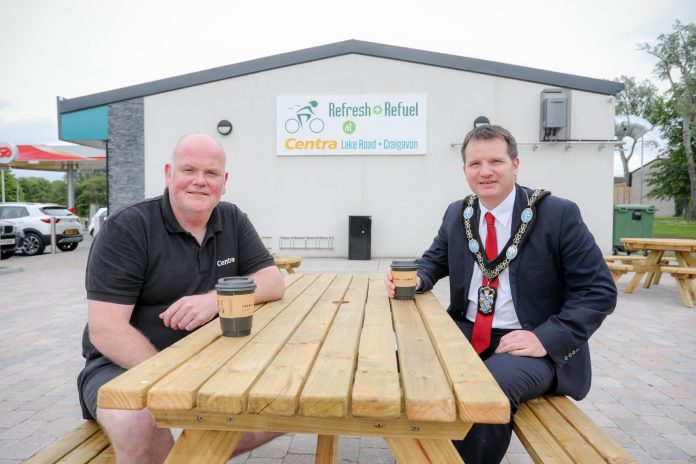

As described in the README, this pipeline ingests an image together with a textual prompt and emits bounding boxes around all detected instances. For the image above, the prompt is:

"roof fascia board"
[57,39,623,114]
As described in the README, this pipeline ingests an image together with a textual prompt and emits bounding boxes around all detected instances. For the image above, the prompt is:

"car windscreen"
[41,207,73,216]
[0,206,28,219]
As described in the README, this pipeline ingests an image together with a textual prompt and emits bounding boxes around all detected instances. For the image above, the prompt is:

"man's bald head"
[171,134,226,168]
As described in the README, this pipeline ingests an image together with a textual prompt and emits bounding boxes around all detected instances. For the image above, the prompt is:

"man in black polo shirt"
[77,133,285,463]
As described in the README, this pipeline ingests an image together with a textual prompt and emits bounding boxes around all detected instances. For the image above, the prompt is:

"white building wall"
[143,54,615,257]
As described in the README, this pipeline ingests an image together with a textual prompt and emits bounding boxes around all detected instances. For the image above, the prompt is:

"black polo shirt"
[81,190,274,361]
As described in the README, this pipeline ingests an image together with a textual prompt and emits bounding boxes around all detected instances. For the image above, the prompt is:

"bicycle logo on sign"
[284,100,325,134]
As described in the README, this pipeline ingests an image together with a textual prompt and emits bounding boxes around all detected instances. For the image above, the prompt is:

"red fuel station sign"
[0,143,18,164]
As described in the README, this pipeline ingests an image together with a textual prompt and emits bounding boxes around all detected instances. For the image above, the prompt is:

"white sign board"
[277,94,427,156]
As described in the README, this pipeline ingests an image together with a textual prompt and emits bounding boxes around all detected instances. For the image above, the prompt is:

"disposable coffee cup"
[391,260,418,300]
[215,276,256,337]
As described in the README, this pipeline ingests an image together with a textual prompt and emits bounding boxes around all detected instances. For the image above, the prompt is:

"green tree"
[646,94,694,215]
[18,177,52,202]
[75,173,107,217]
[0,170,24,201]
[47,180,67,205]
[18,176,68,205]
[640,20,696,219]
[614,75,658,182]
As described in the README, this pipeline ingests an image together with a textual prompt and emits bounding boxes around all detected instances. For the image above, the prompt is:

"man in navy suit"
[386,125,616,463]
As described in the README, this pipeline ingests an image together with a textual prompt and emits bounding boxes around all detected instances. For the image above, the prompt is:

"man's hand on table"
[384,269,421,299]
[495,330,547,357]
[160,291,218,331]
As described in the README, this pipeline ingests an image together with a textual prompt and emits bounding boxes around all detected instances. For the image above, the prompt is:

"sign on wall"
[0,142,18,164]
[277,94,427,156]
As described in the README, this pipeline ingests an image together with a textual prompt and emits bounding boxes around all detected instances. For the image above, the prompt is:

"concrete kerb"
[0,265,23,275]
[1,242,695,463]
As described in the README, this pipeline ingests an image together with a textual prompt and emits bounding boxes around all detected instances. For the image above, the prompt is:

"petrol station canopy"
[11,145,105,171]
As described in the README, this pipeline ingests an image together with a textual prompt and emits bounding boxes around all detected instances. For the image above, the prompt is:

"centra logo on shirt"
[217,257,236,267]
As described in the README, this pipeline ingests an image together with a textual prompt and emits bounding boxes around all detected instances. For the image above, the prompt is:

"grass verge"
[653,217,696,239]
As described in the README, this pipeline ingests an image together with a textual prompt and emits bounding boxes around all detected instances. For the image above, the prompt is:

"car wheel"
[22,232,45,256]
[0,251,14,260]
[57,242,78,252]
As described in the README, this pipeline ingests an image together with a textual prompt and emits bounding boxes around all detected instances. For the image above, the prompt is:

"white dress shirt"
[465,188,522,329]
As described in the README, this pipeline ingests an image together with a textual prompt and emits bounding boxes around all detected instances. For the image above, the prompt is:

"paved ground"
[1,239,695,463]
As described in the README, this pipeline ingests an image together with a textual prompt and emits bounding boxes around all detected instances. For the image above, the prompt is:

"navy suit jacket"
[418,184,617,400]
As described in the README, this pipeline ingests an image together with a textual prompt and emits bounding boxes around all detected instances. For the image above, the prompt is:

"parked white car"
[0,203,84,256]
[88,207,108,237]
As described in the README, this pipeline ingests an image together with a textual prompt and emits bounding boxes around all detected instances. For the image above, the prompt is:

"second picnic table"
[621,237,696,308]
[97,273,509,463]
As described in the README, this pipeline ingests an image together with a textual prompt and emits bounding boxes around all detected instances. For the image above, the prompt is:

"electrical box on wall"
[540,88,571,141]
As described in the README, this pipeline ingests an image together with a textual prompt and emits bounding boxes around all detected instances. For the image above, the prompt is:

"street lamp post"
[614,115,652,204]
[639,136,644,204]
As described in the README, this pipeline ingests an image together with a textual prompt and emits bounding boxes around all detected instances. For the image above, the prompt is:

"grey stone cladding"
[108,98,144,213]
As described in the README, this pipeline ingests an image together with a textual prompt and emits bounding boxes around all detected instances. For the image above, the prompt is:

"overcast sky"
[1,0,693,180]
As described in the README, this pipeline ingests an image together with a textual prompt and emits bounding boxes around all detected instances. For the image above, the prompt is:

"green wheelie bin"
[612,204,655,254]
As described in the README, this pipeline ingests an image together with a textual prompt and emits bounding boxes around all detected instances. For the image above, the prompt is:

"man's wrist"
[415,274,424,293]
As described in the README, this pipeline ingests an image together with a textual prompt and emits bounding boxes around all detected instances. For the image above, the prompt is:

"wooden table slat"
[546,396,635,464]
[88,446,116,464]
[283,272,304,287]
[299,275,369,418]
[415,292,511,424]
[514,405,575,464]
[351,278,402,418]
[24,421,102,464]
[153,409,472,438]
[56,431,110,464]
[146,274,321,410]
[392,298,456,422]
[526,397,605,462]
[197,274,337,413]
[98,316,223,410]
[247,274,353,415]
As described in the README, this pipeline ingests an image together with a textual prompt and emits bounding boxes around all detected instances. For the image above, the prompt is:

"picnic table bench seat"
[606,262,633,282]
[26,397,636,463]
[660,266,696,277]
[514,395,635,463]
[659,266,696,307]
[605,257,677,284]
[24,420,114,463]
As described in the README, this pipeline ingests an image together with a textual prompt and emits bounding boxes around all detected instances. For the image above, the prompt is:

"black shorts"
[77,357,126,420]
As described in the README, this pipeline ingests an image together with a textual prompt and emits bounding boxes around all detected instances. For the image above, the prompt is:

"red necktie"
[471,212,498,354]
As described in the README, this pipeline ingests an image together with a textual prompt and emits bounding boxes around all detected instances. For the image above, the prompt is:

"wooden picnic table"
[97,273,509,463]
[274,255,302,274]
[621,238,696,308]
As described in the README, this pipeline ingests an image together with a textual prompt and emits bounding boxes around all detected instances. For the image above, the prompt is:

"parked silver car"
[0,203,83,256]
[0,219,24,259]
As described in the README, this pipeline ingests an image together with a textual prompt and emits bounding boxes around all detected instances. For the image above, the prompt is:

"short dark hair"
[460,125,518,163]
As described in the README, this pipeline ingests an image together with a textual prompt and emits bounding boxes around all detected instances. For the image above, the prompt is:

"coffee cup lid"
[390,260,418,270]
[215,276,256,292]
